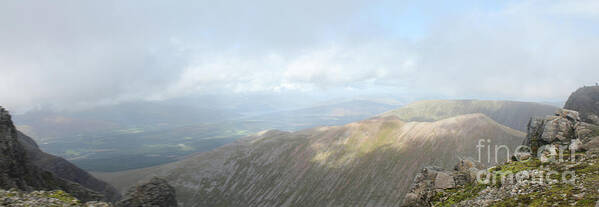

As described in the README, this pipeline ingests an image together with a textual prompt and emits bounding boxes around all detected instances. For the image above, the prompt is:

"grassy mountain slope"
[379,100,557,132]
[96,114,524,206]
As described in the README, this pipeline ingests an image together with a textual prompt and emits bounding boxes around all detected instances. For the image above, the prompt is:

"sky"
[1,0,599,112]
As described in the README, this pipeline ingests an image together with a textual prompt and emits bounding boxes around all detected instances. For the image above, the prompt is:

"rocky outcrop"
[17,131,121,201]
[401,159,482,207]
[522,109,599,156]
[116,177,177,207]
[564,86,599,124]
[404,108,599,206]
[0,106,104,202]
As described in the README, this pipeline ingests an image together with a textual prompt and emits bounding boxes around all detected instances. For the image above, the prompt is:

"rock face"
[0,106,104,202]
[522,109,599,155]
[116,177,177,207]
[564,86,599,124]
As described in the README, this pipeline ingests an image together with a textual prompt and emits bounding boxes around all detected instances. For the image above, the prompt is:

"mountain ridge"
[96,112,525,206]
[379,99,558,132]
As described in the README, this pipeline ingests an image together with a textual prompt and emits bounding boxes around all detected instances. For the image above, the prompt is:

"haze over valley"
[2,0,599,206]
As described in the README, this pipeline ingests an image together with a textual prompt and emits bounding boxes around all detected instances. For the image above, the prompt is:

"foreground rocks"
[116,177,177,207]
[522,109,599,157]
[402,159,482,206]
[402,108,599,206]
[0,189,111,207]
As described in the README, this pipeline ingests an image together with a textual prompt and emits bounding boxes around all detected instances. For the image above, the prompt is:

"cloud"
[1,0,599,112]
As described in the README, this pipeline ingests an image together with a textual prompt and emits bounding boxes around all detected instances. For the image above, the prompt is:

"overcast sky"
[1,0,599,112]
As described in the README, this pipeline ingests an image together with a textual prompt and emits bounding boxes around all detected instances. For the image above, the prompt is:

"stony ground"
[0,189,112,207]
[431,152,599,206]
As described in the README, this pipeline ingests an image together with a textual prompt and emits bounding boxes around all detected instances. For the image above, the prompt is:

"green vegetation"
[432,154,599,206]
[432,184,487,206]
[47,190,80,204]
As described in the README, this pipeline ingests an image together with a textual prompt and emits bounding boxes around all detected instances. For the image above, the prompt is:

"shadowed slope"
[564,86,599,123]
[97,114,524,206]
[17,131,120,201]
[379,100,557,131]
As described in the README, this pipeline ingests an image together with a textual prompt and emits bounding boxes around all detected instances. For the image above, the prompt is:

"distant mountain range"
[95,99,554,206]
[379,100,558,131]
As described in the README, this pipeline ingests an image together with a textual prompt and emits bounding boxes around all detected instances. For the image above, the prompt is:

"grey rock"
[434,172,455,189]
[401,160,481,207]
[512,152,532,161]
[582,137,599,152]
[569,139,583,152]
[116,177,177,207]
[454,158,483,172]
[540,117,573,142]
[556,109,581,121]
[539,144,558,163]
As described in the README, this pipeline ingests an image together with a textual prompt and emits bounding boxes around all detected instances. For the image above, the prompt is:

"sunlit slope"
[97,113,524,206]
[379,100,557,131]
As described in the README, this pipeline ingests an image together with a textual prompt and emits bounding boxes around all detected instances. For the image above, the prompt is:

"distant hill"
[95,114,524,206]
[379,100,557,131]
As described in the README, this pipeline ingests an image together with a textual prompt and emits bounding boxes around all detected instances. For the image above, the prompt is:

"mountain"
[0,107,105,202]
[96,113,524,206]
[24,99,399,172]
[564,85,599,124]
[379,100,558,132]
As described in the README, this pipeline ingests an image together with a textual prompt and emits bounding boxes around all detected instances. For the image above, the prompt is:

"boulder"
[569,139,583,152]
[454,158,483,183]
[116,177,177,207]
[434,172,455,189]
[401,166,448,207]
[539,144,558,163]
[582,137,599,152]
[540,117,573,143]
[512,152,532,161]
[556,109,581,122]
[401,159,482,207]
